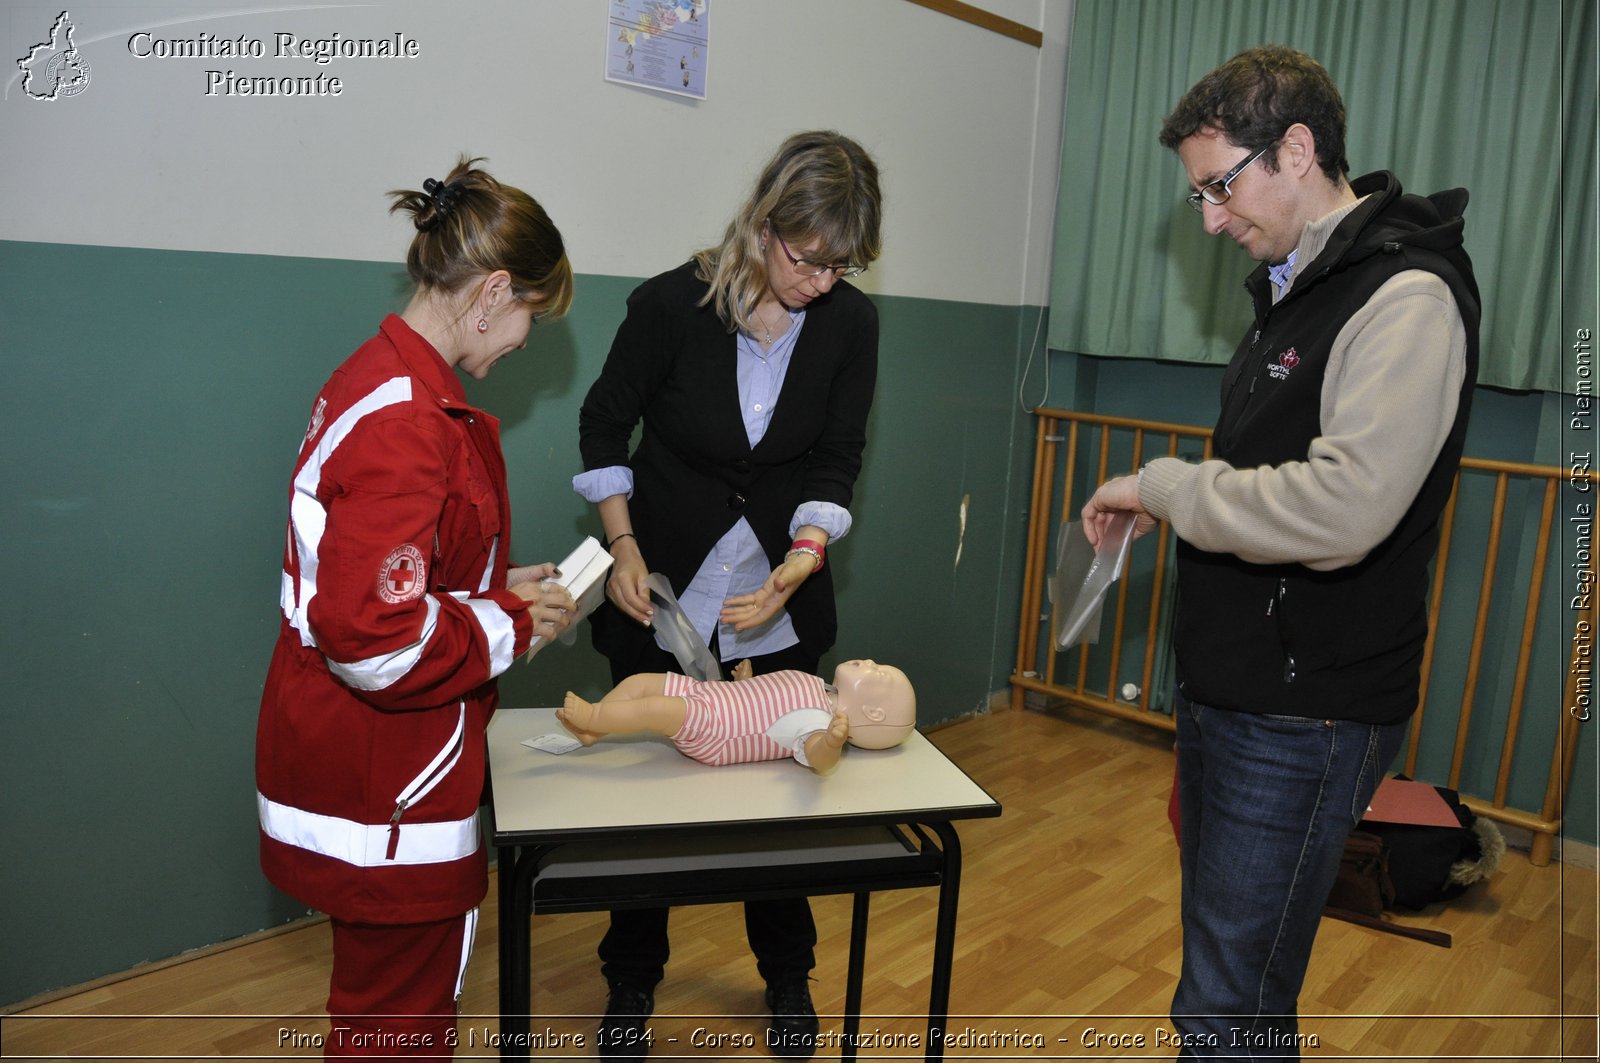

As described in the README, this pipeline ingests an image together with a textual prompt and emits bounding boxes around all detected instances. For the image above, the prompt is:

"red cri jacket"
[256,314,534,924]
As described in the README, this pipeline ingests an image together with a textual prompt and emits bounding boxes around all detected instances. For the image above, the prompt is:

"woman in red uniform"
[256,157,575,1058]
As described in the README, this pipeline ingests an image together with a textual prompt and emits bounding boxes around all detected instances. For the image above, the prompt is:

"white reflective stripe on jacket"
[257,793,479,867]
[257,704,473,867]
[279,374,516,689]
[328,593,517,688]
[280,376,413,648]
[328,595,442,691]
[462,596,518,675]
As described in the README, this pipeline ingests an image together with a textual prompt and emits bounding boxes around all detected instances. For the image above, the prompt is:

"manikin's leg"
[558,674,686,746]
[608,672,670,701]
[799,710,851,773]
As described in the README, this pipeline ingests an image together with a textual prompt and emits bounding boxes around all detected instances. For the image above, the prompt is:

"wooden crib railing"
[1010,407,1592,866]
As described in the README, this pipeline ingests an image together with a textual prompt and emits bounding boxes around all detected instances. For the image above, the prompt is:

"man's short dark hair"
[1159,44,1349,183]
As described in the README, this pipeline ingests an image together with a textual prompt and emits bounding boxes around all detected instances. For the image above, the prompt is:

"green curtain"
[1047,0,1593,395]
[1564,0,1598,398]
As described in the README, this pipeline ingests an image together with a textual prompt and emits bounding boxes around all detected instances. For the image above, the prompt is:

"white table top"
[487,707,1000,843]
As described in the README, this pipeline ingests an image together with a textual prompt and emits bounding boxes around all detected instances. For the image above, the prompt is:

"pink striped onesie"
[663,670,835,767]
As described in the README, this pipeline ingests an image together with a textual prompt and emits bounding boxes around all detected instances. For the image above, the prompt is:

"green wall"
[10,236,1576,1007]
[0,240,1033,1004]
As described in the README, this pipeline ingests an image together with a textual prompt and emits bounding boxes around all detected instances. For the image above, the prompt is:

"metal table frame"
[486,708,1001,1063]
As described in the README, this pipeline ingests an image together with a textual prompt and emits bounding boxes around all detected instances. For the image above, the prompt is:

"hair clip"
[422,177,461,219]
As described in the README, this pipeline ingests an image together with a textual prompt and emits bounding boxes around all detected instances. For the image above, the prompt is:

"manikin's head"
[831,660,915,749]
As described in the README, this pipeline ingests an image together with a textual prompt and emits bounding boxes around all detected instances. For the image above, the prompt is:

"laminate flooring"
[5,707,1596,1061]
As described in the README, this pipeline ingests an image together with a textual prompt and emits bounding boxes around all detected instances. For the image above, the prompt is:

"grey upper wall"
[0,0,1071,306]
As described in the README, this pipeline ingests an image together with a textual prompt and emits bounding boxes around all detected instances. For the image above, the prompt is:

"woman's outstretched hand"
[720,552,817,632]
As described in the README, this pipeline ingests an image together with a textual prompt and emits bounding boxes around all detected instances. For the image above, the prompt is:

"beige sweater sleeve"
[1138,270,1467,571]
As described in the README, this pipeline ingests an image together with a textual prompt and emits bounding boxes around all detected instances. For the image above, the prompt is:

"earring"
[476,316,489,334]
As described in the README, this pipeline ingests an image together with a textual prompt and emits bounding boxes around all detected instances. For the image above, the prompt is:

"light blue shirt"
[572,308,853,661]
[1268,248,1299,301]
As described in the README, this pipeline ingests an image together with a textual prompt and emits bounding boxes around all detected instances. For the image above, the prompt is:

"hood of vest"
[1247,171,1480,313]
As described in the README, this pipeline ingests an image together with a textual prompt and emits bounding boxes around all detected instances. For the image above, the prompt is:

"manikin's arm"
[733,658,846,771]
[800,709,850,774]
[557,673,683,746]
[736,658,847,772]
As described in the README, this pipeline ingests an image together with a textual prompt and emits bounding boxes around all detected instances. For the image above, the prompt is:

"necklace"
[753,304,783,346]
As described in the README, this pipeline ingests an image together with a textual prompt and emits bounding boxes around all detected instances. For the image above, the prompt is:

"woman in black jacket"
[573,129,883,1061]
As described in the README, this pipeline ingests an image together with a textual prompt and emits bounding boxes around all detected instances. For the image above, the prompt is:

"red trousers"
[325,909,477,1059]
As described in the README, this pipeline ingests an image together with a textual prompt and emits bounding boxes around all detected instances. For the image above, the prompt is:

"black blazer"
[579,260,879,664]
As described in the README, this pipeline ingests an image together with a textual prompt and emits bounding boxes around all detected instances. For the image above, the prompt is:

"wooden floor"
[5,707,1597,1061]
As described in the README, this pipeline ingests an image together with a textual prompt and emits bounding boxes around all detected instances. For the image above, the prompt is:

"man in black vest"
[1082,45,1479,1060]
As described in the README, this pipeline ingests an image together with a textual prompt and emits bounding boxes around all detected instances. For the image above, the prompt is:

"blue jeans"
[1171,689,1406,1061]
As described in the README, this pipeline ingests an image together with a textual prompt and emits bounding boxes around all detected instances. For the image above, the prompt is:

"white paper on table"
[1051,512,1137,651]
[523,733,582,755]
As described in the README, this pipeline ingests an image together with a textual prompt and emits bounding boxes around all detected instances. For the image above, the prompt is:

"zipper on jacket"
[383,702,467,861]
[386,799,408,860]
[1244,323,1283,399]
[1267,578,1297,684]
[1220,326,1264,439]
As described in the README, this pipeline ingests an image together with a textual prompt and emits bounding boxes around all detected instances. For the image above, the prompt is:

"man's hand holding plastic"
[1081,473,1158,549]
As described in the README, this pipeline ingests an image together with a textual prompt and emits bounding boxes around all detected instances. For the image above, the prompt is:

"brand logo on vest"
[378,544,427,603]
[1269,347,1300,381]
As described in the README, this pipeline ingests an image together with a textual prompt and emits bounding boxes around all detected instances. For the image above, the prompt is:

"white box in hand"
[552,535,613,621]
[525,536,613,660]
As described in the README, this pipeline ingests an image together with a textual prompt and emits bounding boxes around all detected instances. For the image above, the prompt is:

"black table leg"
[497,844,545,1062]
[496,847,518,1043]
[842,891,871,1062]
[925,822,963,1063]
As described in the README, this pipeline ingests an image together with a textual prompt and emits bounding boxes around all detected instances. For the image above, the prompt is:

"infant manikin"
[557,659,916,773]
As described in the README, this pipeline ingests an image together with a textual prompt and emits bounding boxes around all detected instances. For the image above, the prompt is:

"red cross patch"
[378,544,427,604]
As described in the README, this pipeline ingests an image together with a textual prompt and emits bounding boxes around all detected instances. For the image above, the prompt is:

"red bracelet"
[786,538,826,572]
